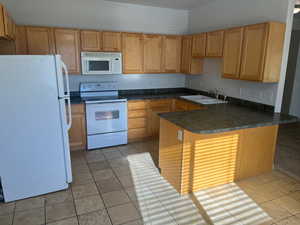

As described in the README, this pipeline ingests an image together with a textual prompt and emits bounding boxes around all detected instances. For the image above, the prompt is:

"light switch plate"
[177,130,183,142]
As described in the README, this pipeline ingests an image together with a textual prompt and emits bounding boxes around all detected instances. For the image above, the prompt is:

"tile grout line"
[85,150,116,225]
[11,202,16,225]
[108,150,145,222]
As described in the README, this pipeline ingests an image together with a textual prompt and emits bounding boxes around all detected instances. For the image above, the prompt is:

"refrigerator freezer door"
[0,55,70,202]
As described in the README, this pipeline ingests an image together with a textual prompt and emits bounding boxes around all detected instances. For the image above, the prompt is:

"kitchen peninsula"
[158,103,298,194]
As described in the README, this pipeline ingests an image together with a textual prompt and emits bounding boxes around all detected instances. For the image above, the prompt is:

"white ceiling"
[105,0,212,10]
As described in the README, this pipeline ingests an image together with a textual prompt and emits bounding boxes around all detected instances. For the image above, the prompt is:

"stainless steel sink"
[180,95,227,105]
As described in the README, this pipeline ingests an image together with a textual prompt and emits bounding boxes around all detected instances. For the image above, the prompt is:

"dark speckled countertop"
[70,88,197,103]
[159,104,298,134]
[70,88,298,134]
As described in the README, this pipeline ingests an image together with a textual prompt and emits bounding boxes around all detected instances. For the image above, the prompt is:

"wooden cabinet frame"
[192,33,207,57]
[162,35,182,73]
[206,30,224,57]
[80,30,102,51]
[122,32,144,74]
[143,34,163,73]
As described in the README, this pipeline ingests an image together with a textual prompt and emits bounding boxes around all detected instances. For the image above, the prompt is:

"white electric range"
[80,82,128,150]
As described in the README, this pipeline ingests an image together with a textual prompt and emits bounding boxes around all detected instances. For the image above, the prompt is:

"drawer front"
[187,103,203,110]
[128,100,148,110]
[150,106,171,113]
[149,99,172,108]
[174,100,188,110]
[71,103,84,114]
[128,118,147,129]
[128,128,148,140]
[128,109,147,118]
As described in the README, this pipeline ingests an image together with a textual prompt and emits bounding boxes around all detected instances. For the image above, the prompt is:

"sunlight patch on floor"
[193,183,272,225]
[126,152,208,225]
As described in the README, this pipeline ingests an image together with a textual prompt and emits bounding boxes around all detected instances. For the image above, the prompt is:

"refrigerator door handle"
[60,60,72,130]
[66,97,72,130]
[61,61,70,97]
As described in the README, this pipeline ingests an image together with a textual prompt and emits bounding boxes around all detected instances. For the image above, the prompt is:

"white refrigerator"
[0,55,72,202]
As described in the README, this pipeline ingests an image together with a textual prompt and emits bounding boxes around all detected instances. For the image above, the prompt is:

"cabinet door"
[69,104,86,151]
[206,30,224,57]
[222,27,244,79]
[192,33,206,57]
[0,4,15,40]
[122,33,144,74]
[149,99,172,136]
[54,28,81,74]
[80,30,101,51]
[143,34,163,73]
[15,26,28,54]
[26,27,55,54]
[0,4,4,37]
[102,31,121,52]
[128,100,149,142]
[240,23,268,81]
[181,36,203,75]
[173,99,188,111]
[181,36,192,74]
[162,35,182,73]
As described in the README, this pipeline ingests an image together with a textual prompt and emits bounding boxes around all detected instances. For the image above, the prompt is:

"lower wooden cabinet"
[173,99,204,111]
[128,100,150,142]
[148,99,173,136]
[127,98,202,142]
[69,104,86,151]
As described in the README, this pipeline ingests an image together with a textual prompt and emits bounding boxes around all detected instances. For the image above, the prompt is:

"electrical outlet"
[177,130,183,142]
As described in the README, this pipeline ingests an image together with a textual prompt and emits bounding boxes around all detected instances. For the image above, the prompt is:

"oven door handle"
[85,100,127,104]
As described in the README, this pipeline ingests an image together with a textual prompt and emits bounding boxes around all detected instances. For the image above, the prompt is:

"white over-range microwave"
[81,52,122,75]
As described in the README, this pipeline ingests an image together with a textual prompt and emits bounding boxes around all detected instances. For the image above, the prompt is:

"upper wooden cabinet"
[26,27,55,55]
[54,28,81,74]
[192,33,206,57]
[15,26,28,54]
[143,34,163,73]
[102,31,122,52]
[223,27,244,79]
[0,4,16,40]
[162,35,182,73]
[181,36,203,75]
[206,30,224,57]
[122,33,144,74]
[80,30,102,51]
[240,22,285,82]
[181,36,192,74]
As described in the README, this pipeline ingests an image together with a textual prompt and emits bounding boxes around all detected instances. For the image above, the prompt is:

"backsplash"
[185,58,278,106]
[69,74,186,91]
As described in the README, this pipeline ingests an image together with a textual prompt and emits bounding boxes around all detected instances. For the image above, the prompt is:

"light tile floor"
[1,140,300,225]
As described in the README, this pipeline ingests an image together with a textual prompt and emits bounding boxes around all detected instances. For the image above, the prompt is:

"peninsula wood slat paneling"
[159,119,279,194]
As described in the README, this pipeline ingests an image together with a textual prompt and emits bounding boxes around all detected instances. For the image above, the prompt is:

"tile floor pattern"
[1,140,300,225]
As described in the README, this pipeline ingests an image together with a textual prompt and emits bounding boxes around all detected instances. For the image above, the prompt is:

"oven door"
[83,58,112,75]
[86,101,127,135]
